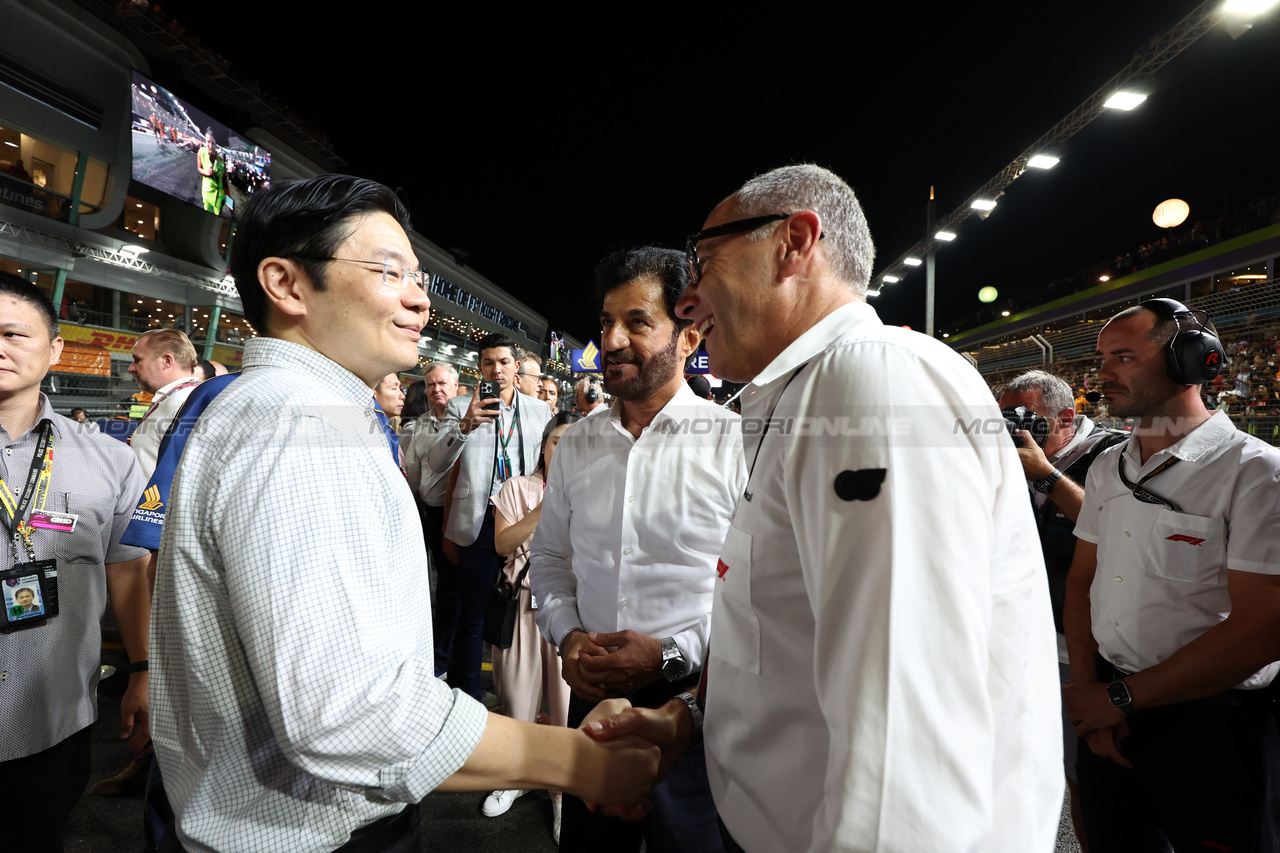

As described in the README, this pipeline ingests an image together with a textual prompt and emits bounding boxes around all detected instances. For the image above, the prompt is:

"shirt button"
[1110,621,1119,627]
[627,495,635,503]
[1115,576,1123,582]
[623,547,632,555]
[1124,531,1131,538]
[621,599,629,608]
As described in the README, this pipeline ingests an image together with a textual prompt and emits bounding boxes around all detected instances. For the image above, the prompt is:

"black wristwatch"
[660,637,688,682]
[1031,469,1063,495]
[1106,679,1134,714]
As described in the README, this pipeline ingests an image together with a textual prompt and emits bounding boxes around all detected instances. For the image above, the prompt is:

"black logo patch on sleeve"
[834,468,886,502]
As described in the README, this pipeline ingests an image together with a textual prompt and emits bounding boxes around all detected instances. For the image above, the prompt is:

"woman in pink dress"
[481,412,581,840]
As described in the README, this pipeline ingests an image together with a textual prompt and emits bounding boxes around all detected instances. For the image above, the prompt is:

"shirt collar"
[37,393,63,439]
[606,379,699,430]
[1050,416,1095,462]
[749,301,879,388]
[155,375,198,396]
[241,338,377,408]
[1124,409,1234,466]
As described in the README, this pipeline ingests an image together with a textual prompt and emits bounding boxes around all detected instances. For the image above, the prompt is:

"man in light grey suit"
[428,332,552,698]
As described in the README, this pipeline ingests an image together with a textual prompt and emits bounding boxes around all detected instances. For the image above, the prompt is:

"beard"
[602,331,681,402]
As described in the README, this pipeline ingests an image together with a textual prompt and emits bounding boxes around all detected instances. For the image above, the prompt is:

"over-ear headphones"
[582,380,600,404]
[1139,298,1225,386]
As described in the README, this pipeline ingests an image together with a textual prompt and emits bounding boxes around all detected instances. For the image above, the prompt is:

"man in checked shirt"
[149,175,662,853]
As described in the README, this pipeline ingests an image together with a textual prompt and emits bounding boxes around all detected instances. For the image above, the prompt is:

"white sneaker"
[481,789,528,817]
[552,800,562,844]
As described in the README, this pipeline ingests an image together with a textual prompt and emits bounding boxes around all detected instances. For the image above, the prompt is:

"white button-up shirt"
[151,339,487,853]
[1074,410,1280,686]
[705,301,1062,853]
[404,410,449,506]
[530,381,745,672]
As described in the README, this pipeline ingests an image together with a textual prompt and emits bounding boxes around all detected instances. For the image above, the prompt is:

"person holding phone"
[428,334,553,700]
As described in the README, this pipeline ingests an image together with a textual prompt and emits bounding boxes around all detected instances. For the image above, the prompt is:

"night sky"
[153,1,1280,344]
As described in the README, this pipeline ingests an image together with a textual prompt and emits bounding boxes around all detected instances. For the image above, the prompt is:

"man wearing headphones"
[574,377,604,416]
[1063,299,1280,852]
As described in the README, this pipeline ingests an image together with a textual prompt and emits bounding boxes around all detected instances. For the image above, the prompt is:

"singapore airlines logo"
[574,341,601,372]
[138,486,163,511]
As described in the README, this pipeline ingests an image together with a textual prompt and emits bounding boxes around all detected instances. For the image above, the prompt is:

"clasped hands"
[1062,680,1133,769]
[562,629,696,819]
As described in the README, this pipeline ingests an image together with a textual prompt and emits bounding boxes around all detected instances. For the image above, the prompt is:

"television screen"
[129,72,270,220]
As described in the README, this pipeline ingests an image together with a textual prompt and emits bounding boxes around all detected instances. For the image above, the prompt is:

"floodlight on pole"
[1027,155,1059,169]
[1103,91,1148,110]
[935,231,957,241]
[904,257,923,266]
[970,199,998,211]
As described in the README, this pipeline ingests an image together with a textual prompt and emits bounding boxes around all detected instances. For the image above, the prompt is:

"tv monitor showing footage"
[129,72,270,220]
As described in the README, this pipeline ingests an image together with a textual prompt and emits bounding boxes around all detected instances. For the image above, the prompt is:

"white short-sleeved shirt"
[704,301,1063,853]
[1074,410,1280,686]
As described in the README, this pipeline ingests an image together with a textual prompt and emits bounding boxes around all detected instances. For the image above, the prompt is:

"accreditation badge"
[0,560,59,633]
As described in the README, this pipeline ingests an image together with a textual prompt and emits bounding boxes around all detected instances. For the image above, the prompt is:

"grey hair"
[730,164,876,295]
[424,362,459,381]
[1002,370,1074,417]
[575,377,602,394]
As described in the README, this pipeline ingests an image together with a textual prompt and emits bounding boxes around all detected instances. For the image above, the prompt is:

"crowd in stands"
[983,313,1280,444]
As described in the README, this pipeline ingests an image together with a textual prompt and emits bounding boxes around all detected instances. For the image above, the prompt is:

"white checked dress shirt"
[1074,410,1280,686]
[704,302,1063,853]
[151,338,487,853]
[530,381,745,672]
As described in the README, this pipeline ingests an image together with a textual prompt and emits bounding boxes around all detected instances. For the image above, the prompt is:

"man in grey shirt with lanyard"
[428,334,552,699]
[0,272,151,852]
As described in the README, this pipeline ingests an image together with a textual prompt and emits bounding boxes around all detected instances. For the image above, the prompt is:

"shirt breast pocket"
[1147,512,1226,586]
[52,492,108,567]
[710,524,760,675]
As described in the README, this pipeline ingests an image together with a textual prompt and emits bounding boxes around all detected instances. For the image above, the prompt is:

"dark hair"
[476,332,521,361]
[594,246,692,331]
[401,379,431,424]
[538,411,582,475]
[686,373,711,399]
[70,407,87,416]
[229,175,411,336]
[0,271,58,340]
[196,359,215,380]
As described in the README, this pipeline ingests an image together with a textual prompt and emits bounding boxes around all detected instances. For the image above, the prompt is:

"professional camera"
[1001,406,1050,448]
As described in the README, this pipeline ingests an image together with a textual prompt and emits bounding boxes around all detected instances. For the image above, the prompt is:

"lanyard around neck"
[1117,453,1182,512]
[0,419,54,558]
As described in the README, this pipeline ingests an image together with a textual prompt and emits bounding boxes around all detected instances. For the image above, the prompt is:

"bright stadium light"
[883,275,900,283]
[1027,154,1059,169]
[1224,0,1278,14]
[970,199,997,211]
[1103,91,1147,110]
[935,231,957,241]
[904,257,923,266]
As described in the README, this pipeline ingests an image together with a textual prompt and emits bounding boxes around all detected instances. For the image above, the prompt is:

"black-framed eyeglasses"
[684,213,792,287]
[292,256,428,292]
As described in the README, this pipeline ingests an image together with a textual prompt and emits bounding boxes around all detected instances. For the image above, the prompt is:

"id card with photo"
[0,561,57,631]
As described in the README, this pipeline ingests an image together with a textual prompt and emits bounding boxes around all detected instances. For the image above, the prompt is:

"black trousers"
[0,724,93,853]
[1076,683,1280,853]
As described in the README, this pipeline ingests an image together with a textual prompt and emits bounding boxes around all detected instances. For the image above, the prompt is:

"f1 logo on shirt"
[1166,534,1207,546]
[716,558,730,579]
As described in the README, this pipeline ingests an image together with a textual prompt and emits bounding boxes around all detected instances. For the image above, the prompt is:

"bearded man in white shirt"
[586,165,1063,853]
[531,246,745,853]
